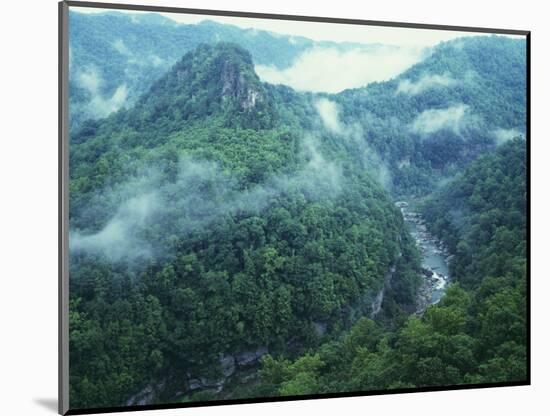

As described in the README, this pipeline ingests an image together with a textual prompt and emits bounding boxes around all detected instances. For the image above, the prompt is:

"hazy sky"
[70,6,513,48]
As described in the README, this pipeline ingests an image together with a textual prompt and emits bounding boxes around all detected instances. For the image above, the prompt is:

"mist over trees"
[69,10,392,131]
[67,12,527,410]
[256,140,526,397]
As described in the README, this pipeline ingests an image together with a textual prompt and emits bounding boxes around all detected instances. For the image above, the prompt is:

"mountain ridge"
[138,43,273,128]
[67,17,527,409]
[72,36,526,197]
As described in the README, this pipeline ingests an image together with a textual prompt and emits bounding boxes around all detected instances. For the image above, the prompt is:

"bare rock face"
[184,354,236,395]
[199,377,225,392]
[220,58,262,110]
[371,289,385,317]
[187,378,203,391]
[220,354,236,378]
[186,377,224,393]
[242,89,261,110]
[370,264,396,318]
[236,346,269,367]
[220,59,242,98]
[125,381,164,406]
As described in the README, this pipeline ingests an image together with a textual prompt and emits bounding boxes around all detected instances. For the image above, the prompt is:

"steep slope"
[68,43,421,409]
[70,10,527,199]
[135,43,278,129]
[68,10,307,129]
[68,10,375,130]
[257,138,527,396]
[332,36,526,195]
[69,43,311,216]
[421,138,527,288]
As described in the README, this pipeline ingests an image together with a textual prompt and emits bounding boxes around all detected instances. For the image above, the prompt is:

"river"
[396,201,451,311]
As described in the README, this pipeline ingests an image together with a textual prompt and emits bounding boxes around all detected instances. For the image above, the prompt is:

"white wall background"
[0,0,547,415]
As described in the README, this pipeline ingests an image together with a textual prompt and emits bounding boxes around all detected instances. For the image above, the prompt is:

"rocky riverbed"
[396,201,452,314]
[128,203,450,405]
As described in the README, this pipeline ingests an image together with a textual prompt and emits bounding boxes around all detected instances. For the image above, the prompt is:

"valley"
[66,9,527,410]
[398,201,451,311]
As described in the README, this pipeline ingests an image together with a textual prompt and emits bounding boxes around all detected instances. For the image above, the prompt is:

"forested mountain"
[69,10,381,130]
[71,10,526,194]
[69,43,421,409]
[254,139,526,397]
[67,12,527,410]
[332,35,526,195]
[421,138,527,289]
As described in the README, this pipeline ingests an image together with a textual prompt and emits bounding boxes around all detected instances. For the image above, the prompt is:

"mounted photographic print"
[58,1,530,414]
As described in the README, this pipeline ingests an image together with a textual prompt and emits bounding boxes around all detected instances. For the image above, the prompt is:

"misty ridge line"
[75,66,129,119]
[71,95,399,264]
[70,21,441,128]
[396,72,457,96]
[69,36,526,263]
[72,42,429,122]
[311,92,524,191]
[70,136,343,263]
[71,36,524,148]
[255,44,430,93]
[408,102,524,141]
[314,97,393,190]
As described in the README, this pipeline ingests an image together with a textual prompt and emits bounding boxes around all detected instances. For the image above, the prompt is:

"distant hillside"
[332,36,526,195]
[256,139,527,398]
[69,43,421,408]
[71,18,526,196]
[69,10,378,130]
[67,24,528,409]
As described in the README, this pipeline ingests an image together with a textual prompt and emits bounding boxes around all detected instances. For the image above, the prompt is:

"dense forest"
[251,140,526,399]
[69,42,421,408]
[67,11,527,411]
[69,10,380,131]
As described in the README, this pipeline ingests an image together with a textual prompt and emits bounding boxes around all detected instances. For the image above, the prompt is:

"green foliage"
[422,139,526,288]
[68,32,527,409]
[259,140,527,395]
[68,43,416,409]
[69,10,364,131]
[336,36,526,196]
[260,354,325,396]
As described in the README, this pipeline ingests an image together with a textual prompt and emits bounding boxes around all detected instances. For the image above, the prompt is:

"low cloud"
[350,129,393,191]
[70,139,342,263]
[492,128,524,145]
[76,67,128,119]
[301,136,342,191]
[256,46,426,93]
[314,99,393,190]
[77,68,101,93]
[150,54,165,67]
[315,98,343,134]
[71,193,159,261]
[112,38,132,56]
[88,85,128,118]
[397,73,457,95]
[411,104,468,135]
